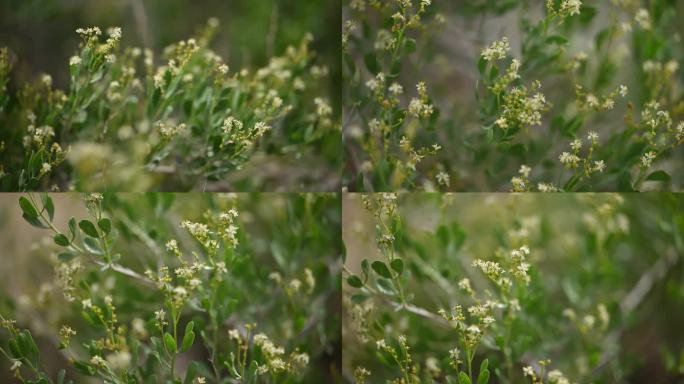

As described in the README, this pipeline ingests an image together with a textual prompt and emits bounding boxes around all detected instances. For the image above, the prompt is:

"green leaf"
[22,213,47,229]
[19,196,38,219]
[404,38,417,54]
[43,195,55,221]
[477,55,488,75]
[57,252,77,262]
[347,275,363,288]
[371,261,392,279]
[83,237,103,255]
[364,53,379,74]
[57,369,66,384]
[181,321,195,352]
[183,361,199,384]
[479,359,489,373]
[390,258,404,275]
[97,218,112,235]
[375,278,396,295]
[646,170,671,182]
[478,369,490,384]
[164,332,177,353]
[18,330,39,366]
[79,220,99,238]
[53,234,70,247]
[459,372,472,384]
[361,259,370,281]
[246,360,259,384]
[68,217,77,238]
[478,359,490,384]
[546,35,569,45]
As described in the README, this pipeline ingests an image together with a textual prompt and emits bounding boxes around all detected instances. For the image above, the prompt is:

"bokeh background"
[343,193,684,383]
[0,193,342,382]
[0,0,340,105]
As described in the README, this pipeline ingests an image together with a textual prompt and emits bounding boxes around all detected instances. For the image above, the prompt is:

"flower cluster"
[0,20,336,191]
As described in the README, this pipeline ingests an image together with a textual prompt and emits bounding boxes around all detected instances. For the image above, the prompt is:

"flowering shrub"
[343,193,684,383]
[343,0,684,191]
[0,19,339,191]
[0,193,341,383]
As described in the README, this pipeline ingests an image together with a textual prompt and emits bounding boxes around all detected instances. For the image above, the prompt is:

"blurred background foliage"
[0,0,340,107]
[343,193,684,383]
[0,193,342,383]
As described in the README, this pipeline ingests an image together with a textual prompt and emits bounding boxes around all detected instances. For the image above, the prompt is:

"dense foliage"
[0,193,341,383]
[343,193,684,383]
[343,0,684,191]
[0,19,339,191]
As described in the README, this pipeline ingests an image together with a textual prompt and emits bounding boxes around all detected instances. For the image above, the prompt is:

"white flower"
[90,355,107,368]
[570,139,582,151]
[641,151,656,168]
[106,350,131,370]
[108,27,122,40]
[523,365,535,377]
[253,121,271,136]
[495,117,508,129]
[635,9,651,30]
[314,98,332,117]
[593,160,606,173]
[40,162,52,175]
[619,85,628,97]
[228,329,241,341]
[560,0,582,17]
[376,339,387,350]
[519,164,531,178]
[436,171,450,187]
[587,131,599,142]
[222,116,244,135]
[69,56,82,66]
[389,82,404,95]
[481,37,510,61]
[449,348,460,361]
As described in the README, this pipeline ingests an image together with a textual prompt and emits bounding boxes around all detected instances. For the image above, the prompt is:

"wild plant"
[343,0,684,191]
[0,193,341,383]
[343,193,684,383]
[0,19,338,191]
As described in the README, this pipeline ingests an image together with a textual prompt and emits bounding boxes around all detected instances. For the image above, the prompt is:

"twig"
[130,0,151,49]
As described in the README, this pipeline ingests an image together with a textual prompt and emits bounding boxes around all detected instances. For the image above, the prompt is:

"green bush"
[343,0,684,191]
[0,19,339,191]
[0,193,341,383]
[343,193,684,383]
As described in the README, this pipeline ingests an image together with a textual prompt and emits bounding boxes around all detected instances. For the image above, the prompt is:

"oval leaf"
[347,275,363,288]
[164,332,177,353]
[98,218,112,235]
[19,196,38,219]
[371,261,392,279]
[79,220,99,238]
[181,321,195,352]
[390,259,404,275]
[53,234,70,247]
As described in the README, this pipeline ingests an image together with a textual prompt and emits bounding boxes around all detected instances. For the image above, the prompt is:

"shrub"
[343,193,684,383]
[343,0,684,191]
[0,193,341,383]
[0,20,339,191]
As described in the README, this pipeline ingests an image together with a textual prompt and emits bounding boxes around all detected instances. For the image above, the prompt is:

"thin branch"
[130,0,151,49]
